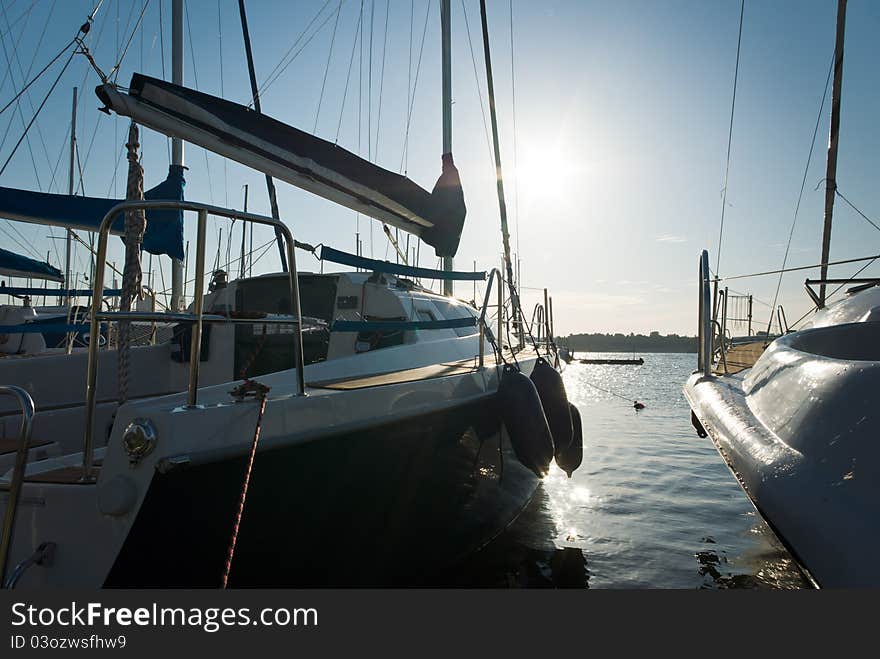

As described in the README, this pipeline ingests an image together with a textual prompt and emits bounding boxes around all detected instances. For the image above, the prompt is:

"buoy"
[556,402,583,478]
[530,357,573,453]
[498,364,554,477]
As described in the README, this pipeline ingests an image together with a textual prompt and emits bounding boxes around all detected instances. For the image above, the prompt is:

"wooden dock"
[714,341,767,375]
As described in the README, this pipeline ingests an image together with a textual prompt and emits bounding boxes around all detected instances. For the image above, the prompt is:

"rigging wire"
[763,51,834,336]
[406,0,413,165]
[0,48,75,178]
[66,5,110,189]
[335,5,364,143]
[0,37,75,117]
[0,2,43,187]
[509,0,520,263]
[252,1,338,105]
[0,224,42,259]
[314,0,344,133]
[367,0,374,257]
[714,0,745,278]
[0,0,37,98]
[0,0,65,267]
[0,0,38,43]
[367,0,374,162]
[218,0,228,209]
[459,0,492,166]
[158,0,170,162]
[107,0,151,82]
[2,0,58,174]
[787,255,880,331]
[720,253,880,282]
[835,189,880,234]
[183,1,214,204]
[372,0,389,160]
[399,0,432,175]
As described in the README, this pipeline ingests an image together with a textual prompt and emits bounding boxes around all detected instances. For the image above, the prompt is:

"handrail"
[777,305,789,334]
[478,268,503,367]
[710,319,729,375]
[698,250,713,377]
[0,385,35,588]
[81,200,306,481]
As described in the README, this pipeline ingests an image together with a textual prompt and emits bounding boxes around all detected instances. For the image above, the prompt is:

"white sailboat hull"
[685,320,880,587]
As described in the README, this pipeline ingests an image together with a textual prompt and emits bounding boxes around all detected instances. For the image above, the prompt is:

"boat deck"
[309,357,480,390]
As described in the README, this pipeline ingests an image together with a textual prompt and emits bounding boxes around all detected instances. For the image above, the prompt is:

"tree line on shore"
[558,331,697,353]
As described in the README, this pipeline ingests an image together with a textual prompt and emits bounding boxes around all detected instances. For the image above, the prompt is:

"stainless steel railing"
[0,385,35,588]
[698,250,713,377]
[478,268,504,368]
[81,200,306,481]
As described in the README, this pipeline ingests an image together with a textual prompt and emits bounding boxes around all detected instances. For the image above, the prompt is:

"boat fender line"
[556,402,583,478]
[222,378,271,588]
[498,364,554,477]
[530,357,573,453]
[691,410,707,438]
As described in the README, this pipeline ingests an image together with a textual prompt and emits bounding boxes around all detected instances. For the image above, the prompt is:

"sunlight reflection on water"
[455,353,810,589]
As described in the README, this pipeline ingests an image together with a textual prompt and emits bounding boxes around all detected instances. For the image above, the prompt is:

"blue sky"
[0,0,878,335]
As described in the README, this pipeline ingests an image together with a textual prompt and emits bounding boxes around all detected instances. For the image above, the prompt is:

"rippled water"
[455,353,810,589]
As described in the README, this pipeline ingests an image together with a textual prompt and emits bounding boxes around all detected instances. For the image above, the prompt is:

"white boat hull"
[685,321,880,587]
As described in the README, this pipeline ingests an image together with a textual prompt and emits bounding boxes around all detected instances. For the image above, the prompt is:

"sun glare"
[513,145,573,201]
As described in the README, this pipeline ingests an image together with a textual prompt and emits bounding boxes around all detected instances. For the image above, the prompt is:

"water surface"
[454,352,810,589]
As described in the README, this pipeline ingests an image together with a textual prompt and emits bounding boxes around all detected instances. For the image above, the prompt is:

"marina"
[0,0,877,592]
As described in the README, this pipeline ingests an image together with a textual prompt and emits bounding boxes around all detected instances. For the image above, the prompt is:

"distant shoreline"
[559,333,697,354]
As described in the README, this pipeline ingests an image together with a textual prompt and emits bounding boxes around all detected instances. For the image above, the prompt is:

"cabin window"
[431,300,478,337]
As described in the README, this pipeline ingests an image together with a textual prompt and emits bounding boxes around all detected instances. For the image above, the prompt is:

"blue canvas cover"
[0,247,63,281]
[0,164,185,260]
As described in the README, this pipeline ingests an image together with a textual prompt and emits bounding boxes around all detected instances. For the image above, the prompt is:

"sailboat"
[0,0,579,587]
[684,0,880,588]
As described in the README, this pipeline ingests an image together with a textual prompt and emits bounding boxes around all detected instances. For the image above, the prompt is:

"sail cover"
[95,74,467,258]
[0,164,186,260]
[0,247,63,282]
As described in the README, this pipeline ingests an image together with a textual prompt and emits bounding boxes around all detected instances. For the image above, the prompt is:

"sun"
[512,144,572,201]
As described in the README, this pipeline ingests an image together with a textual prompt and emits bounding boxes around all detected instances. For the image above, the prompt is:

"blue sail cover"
[0,164,185,260]
[0,247,63,281]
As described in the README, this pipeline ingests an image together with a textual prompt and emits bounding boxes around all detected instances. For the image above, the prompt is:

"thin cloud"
[656,234,687,243]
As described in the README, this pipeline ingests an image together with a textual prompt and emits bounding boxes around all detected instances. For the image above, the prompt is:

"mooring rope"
[222,379,271,589]
[117,123,146,405]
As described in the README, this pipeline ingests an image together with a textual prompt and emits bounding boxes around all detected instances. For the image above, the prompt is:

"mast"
[238,0,288,273]
[170,0,185,311]
[818,0,847,308]
[441,0,453,296]
[64,87,77,308]
[479,0,519,326]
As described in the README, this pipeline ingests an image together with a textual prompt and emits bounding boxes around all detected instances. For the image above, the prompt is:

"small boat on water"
[685,0,879,588]
[580,357,643,365]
